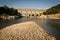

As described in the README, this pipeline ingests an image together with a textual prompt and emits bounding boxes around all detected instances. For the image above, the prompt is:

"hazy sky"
[0,0,60,9]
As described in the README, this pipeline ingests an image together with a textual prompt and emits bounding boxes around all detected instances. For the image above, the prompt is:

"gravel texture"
[0,21,56,40]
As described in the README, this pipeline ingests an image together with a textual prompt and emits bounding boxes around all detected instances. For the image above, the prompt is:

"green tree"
[0,5,22,19]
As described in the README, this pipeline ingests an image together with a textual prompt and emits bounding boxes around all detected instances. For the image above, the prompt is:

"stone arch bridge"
[17,8,46,17]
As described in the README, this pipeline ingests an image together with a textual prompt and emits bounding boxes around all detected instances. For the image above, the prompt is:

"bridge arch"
[17,8,45,17]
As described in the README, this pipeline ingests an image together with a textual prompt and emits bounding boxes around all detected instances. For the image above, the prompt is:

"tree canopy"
[0,5,22,17]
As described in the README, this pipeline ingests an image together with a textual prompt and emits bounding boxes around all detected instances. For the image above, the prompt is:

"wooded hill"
[43,4,60,15]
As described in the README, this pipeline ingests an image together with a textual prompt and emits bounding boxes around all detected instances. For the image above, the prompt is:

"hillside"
[43,4,60,15]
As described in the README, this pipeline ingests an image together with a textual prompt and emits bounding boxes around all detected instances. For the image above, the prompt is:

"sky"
[0,0,60,9]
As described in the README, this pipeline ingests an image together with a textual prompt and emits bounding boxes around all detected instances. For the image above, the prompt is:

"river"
[0,17,60,40]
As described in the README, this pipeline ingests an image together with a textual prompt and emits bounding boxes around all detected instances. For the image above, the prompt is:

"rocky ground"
[0,21,56,40]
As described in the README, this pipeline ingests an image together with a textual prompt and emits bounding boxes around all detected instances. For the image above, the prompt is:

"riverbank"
[39,14,60,19]
[0,17,60,40]
[0,21,56,40]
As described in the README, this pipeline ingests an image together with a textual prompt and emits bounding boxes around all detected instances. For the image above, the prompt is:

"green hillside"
[43,4,60,15]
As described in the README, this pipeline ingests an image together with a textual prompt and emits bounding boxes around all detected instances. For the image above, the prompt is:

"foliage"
[0,5,22,17]
[43,4,60,15]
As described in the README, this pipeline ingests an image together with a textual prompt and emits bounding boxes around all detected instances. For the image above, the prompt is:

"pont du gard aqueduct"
[17,8,46,17]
